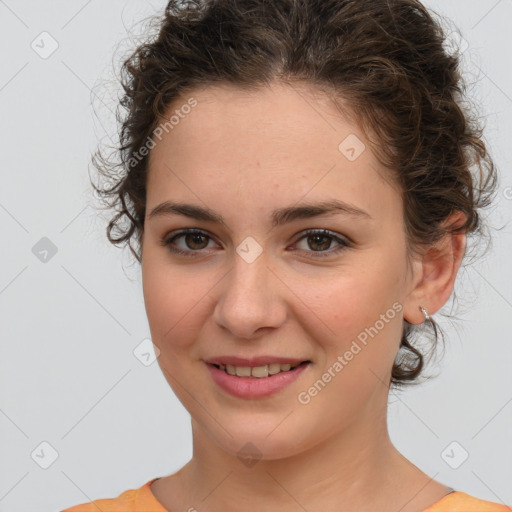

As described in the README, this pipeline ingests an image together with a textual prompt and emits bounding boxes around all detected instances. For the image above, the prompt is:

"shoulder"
[60,479,166,512]
[426,491,512,512]
[60,488,138,512]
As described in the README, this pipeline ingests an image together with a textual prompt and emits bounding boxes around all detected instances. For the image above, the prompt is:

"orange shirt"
[61,478,512,512]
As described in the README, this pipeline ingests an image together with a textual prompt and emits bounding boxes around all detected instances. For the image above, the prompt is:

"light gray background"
[0,1,511,511]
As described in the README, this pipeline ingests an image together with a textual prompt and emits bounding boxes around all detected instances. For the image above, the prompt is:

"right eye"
[160,228,219,257]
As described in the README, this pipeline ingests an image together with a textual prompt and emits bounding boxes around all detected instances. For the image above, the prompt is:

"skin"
[140,81,466,512]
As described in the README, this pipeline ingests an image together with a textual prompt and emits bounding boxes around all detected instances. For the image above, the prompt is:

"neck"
[156,403,446,512]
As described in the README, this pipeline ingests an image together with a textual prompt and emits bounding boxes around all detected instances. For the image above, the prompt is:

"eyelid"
[161,228,221,249]
[292,228,352,246]
[290,228,351,258]
[161,227,352,258]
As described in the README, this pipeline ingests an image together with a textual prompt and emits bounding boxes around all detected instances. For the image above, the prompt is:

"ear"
[403,211,467,325]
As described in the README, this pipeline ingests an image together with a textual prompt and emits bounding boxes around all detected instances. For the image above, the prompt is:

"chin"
[205,419,314,462]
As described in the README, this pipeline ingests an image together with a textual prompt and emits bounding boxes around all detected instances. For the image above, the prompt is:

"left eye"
[161,228,350,258]
[293,229,350,257]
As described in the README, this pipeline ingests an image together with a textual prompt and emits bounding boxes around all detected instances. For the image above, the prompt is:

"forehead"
[151,81,364,160]
[146,81,399,224]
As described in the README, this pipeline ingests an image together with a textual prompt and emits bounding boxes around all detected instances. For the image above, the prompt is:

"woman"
[62,0,510,510]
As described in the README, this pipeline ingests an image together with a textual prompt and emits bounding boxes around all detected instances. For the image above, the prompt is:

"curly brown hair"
[91,0,498,390]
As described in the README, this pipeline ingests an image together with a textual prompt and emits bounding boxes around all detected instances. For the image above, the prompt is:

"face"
[141,81,419,461]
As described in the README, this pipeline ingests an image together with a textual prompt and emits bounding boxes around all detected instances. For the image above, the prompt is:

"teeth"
[219,362,302,378]
[235,365,251,377]
[250,365,268,378]
[268,363,283,375]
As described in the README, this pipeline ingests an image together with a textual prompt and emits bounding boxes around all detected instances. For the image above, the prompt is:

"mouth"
[205,359,311,398]
[208,360,311,379]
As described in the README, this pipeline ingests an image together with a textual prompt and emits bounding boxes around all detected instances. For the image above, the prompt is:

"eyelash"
[160,228,351,258]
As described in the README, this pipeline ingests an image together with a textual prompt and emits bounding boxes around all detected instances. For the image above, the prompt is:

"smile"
[211,362,306,378]
[206,361,311,398]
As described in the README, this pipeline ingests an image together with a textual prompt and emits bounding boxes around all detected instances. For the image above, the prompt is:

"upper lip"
[204,355,310,367]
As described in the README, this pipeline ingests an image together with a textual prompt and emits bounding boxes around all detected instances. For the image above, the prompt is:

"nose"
[212,250,287,340]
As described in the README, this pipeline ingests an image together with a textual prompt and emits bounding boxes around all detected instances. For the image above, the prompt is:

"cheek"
[142,255,214,359]
[304,268,397,333]
[293,258,404,373]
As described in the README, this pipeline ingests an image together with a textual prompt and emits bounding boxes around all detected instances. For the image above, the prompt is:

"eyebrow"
[147,199,372,227]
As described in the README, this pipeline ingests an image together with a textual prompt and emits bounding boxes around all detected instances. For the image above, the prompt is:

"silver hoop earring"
[418,306,430,324]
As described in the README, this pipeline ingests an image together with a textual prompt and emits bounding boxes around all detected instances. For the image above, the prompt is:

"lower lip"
[206,362,310,399]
